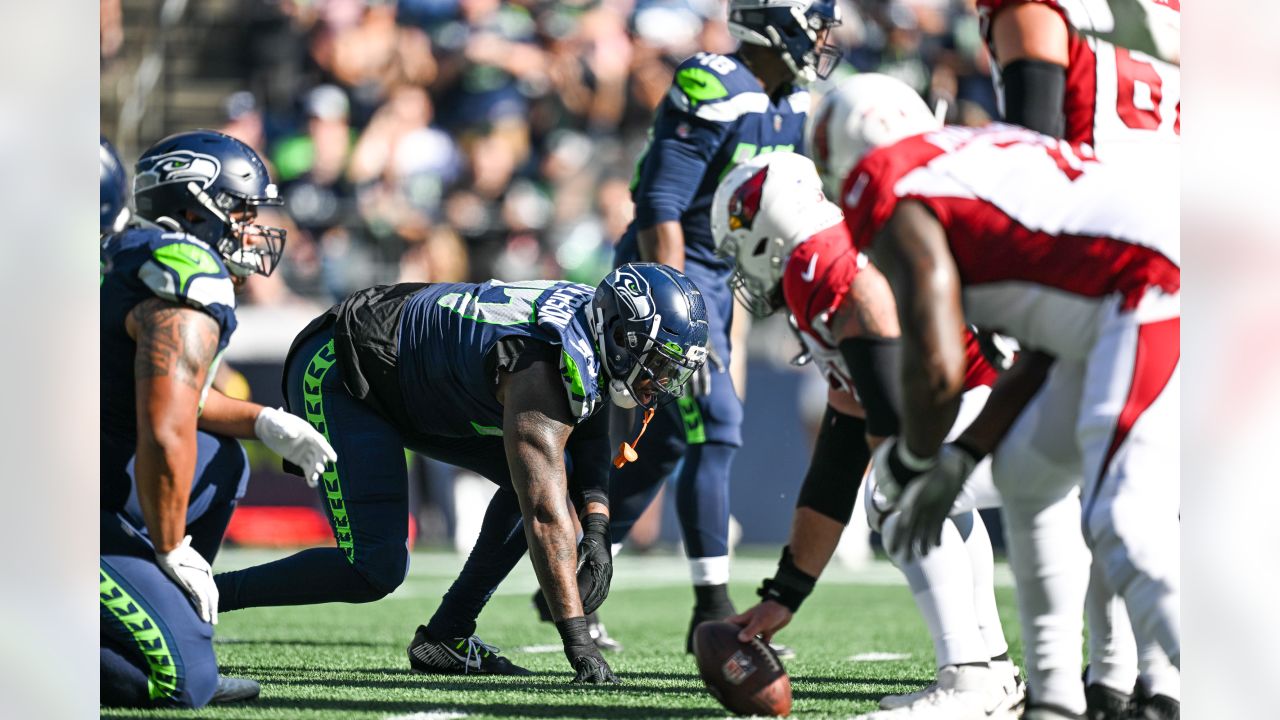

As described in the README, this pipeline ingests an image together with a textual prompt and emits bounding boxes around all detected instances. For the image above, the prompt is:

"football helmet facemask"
[133,129,286,278]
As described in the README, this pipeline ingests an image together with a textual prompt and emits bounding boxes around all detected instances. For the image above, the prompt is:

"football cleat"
[1128,693,1178,720]
[1021,705,1087,720]
[407,626,531,676]
[856,665,1021,719]
[208,675,260,704]
[1085,682,1132,720]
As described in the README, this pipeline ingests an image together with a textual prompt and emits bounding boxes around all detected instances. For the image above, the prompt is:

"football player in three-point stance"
[713,149,1023,720]
[804,75,1179,720]
[602,0,841,653]
[972,4,1182,716]
[212,263,709,684]
[101,131,335,708]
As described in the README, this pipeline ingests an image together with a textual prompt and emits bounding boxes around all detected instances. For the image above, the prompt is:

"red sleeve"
[840,134,947,256]
[962,330,999,390]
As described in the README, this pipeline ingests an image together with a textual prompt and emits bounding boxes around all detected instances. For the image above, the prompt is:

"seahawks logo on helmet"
[611,267,655,321]
[134,150,222,192]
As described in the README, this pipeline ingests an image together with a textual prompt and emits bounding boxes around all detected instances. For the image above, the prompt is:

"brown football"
[692,621,792,717]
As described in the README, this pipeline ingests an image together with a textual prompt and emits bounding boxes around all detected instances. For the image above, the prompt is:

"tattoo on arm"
[128,299,219,390]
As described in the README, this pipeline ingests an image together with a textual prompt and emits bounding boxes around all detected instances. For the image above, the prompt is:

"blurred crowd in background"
[103,0,1000,311]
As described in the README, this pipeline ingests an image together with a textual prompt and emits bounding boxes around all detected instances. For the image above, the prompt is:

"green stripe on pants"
[678,395,707,445]
[302,339,356,563]
[100,567,179,701]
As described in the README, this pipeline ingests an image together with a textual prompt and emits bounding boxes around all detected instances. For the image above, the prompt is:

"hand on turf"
[576,513,613,615]
[254,406,337,487]
[568,647,619,685]
[156,535,219,625]
[888,444,975,559]
[728,600,793,644]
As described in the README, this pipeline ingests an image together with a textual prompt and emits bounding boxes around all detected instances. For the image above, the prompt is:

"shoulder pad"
[138,235,236,312]
[668,53,770,123]
[558,333,604,421]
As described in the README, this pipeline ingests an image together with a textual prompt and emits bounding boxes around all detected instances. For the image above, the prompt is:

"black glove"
[576,513,613,615]
[687,338,725,398]
[557,617,620,685]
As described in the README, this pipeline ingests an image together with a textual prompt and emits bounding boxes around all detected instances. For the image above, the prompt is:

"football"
[691,621,792,717]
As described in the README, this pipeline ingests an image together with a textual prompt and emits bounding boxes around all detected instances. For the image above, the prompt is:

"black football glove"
[575,513,613,615]
[557,617,620,685]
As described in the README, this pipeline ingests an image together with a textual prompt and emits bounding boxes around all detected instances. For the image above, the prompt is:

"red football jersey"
[975,0,1180,160]
[840,123,1179,362]
[781,222,996,394]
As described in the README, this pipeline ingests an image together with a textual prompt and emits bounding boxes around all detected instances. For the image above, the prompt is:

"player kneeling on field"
[213,263,709,684]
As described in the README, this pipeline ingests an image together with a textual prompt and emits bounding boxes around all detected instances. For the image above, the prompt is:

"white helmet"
[804,73,940,198]
[712,152,844,317]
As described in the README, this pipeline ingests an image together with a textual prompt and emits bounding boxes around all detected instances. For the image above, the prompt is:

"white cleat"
[857,665,1021,719]
[880,662,1023,712]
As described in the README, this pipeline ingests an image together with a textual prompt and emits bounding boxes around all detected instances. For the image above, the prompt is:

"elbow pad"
[796,407,871,524]
[839,337,903,438]
[1001,59,1067,138]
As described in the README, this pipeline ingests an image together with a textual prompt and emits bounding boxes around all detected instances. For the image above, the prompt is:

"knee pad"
[356,546,411,600]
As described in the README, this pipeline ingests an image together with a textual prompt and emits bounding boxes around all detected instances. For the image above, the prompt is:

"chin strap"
[612,407,656,468]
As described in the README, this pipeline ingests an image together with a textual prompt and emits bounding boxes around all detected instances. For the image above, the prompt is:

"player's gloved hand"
[156,535,219,625]
[889,442,986,560]
[871,437,938,507]
[729,601,793,645]
[254,406,337,487]
[687,339,725,398]
[557,617,620,685]
[575,513,613,615]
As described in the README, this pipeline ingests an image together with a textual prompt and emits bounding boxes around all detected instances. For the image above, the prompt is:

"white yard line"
[847,652,913,662]
[382,712,467,720]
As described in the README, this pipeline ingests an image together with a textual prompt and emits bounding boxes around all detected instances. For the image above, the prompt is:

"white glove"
[156,536,218,625]
[254,406,337,487]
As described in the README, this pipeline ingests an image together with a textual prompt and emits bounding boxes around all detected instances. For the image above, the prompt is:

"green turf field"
[103,547,1022,720]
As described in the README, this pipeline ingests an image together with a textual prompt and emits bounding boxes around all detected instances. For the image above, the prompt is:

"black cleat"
[1085,682,1133,720]
[407,625,532,676]
[1129,693,1178,720]
[209,675,260,704]
[587,612,623,652]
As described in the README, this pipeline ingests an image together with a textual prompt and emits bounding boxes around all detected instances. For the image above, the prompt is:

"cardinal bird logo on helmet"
[727,165,769,231]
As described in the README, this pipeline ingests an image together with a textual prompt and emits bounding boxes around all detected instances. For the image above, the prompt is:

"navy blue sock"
[675,442,737,558]
[214,547,384,611]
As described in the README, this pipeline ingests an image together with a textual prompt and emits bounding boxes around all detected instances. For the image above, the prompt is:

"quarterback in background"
[604,0,841,652]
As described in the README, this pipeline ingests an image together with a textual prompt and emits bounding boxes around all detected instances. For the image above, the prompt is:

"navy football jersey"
[397,280,605,437]
[101,228,238,507]
[617,52,810,273]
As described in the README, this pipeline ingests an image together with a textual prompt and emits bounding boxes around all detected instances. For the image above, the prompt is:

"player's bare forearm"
[126,299,219,553]
[581,501,610,520]
[499,362,584,623]
[875,202,967,457]
[956,350,1054,455]
[638,221,686,271]
[197,389,264,439]
[788,507,845,578]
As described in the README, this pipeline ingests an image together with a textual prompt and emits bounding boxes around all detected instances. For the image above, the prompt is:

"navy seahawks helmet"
[100,136,130,235]
[591,263,710,410]
[729,0,842,86]
[133,129,286,277]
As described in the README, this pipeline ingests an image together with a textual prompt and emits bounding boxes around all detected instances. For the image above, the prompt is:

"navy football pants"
[100,431,247,708]
[214,328,531,641]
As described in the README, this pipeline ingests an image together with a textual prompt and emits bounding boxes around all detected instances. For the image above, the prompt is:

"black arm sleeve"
[796,407,872,524]
[1000,59,1067,138]
[565,401,611,511]
[839,337,903,438]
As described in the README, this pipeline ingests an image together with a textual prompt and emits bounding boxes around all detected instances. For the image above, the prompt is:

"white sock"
[1085,559,1139,692]
[688,555,730,586]
[953,509,1009,659]
[1000,487,1091,715]
[1139,638,1180,701]
[883,513,989,667]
